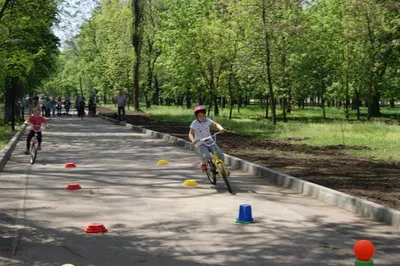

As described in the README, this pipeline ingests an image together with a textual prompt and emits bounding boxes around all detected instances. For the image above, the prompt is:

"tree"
[131,0,145,111]
[0,0,59,130]
[0,0,12,23]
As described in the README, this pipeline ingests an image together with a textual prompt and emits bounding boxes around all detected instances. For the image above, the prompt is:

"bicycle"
[29,129,41,165]
[198,132,232,194]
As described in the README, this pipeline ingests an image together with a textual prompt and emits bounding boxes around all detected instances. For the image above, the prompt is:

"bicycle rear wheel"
[206,160,217,185]
[217,162,232,193]
[30,142,38,165]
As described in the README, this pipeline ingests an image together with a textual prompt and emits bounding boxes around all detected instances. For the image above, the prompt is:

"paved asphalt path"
[0,116,399,266]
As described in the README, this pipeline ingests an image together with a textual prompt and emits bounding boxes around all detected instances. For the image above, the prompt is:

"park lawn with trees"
[37,0,399,121]
[102,103,400,162]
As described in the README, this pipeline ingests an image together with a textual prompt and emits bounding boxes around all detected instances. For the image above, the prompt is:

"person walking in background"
[88,98,97,117]
[64,98,71,115]
[56,96,62,116]
[27,97,33,116]
[78,97,86,117]
[20,97,26,120]
[45,98,52,117]
[40,97,47,116]
[50,97,57,117]
[32,96,39,109]
[15,97,22,121]
[116,90,126,121]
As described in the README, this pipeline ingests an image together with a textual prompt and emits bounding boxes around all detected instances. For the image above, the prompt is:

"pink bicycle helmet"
[194,105,206,116]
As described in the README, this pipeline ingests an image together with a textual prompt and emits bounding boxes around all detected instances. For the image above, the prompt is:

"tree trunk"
[176,96,184,106]
[131,0,143,111]
[214,96,219,116]
[287,87,292,114]
[146,42,153,109]
[321,80,326,121]
[222,97,227,109]
[153,75,159,105]
[208,61,219,116]
[103,83,108,104]
[345,51,350,120]
[0,0,12,23]
[145,94,150,108]
[280,35,290,121]
[186,87,191,109]
[79,76,83,98]
[368,92,381,118]
[229,102,233,120]
[228,74,234,120]
[4,75,17,130]
[390,98,395,108]
[261,1,276,124]
[282,97,287,122]
[238,95,242,108]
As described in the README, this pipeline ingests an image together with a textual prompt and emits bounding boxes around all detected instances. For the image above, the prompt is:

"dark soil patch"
[98,107,400,211]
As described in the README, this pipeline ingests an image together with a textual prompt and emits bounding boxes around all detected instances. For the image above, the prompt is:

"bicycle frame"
[30,131,40,148]
[200,132,229,178]
[199,132,232,193]
[29,130,41,165]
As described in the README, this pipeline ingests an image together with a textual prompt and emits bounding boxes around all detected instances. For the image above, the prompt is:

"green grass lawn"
[102,103,400,162]
[0,104,24,150]
[0,123,21,150]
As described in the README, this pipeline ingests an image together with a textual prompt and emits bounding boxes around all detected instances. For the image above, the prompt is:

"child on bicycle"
[188,105,225,172]
[24,108,49,155]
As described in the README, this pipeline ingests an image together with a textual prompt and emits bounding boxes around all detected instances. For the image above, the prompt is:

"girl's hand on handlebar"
[192,139,198,145]
[219,129,226,134]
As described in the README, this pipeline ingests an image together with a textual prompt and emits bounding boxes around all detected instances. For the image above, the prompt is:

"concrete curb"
[0,124,27,172]
[99,114,400,228]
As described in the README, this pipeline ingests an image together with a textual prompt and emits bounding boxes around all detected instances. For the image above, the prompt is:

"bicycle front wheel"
[30,142,38,165]
[206,160,217,185]
[217,162,232,194]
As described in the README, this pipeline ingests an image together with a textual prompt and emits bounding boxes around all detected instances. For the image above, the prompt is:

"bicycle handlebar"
[198,131,222,147]
[26,123,48,133]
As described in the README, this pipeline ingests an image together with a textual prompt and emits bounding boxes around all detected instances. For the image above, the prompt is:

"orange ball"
[354,240,375,261]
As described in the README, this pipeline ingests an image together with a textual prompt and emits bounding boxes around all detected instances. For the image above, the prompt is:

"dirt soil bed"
[98,107,400,211]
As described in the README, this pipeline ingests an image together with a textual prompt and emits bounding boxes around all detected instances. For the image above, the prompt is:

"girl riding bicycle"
[188,105,225,172]
[24,108,49,155]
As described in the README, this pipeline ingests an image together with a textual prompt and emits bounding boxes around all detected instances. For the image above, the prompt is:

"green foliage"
[0,0,59,97]
[42,0,399,121]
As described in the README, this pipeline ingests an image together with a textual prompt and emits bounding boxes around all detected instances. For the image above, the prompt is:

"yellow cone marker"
[183,180,198,187]
[157,159,169,165]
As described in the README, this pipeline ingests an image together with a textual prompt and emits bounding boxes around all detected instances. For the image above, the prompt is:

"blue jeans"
[196,144,224,161]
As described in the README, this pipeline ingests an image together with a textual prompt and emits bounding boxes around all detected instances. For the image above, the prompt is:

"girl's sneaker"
[200,162,207,172]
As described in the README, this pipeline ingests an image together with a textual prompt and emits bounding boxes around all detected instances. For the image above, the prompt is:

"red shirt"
[28,115,47,131]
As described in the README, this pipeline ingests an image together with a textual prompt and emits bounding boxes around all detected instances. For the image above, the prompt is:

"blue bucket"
[235,204,254,224]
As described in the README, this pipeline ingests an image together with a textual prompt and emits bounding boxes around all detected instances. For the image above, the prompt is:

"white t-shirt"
[190,118,214,141]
